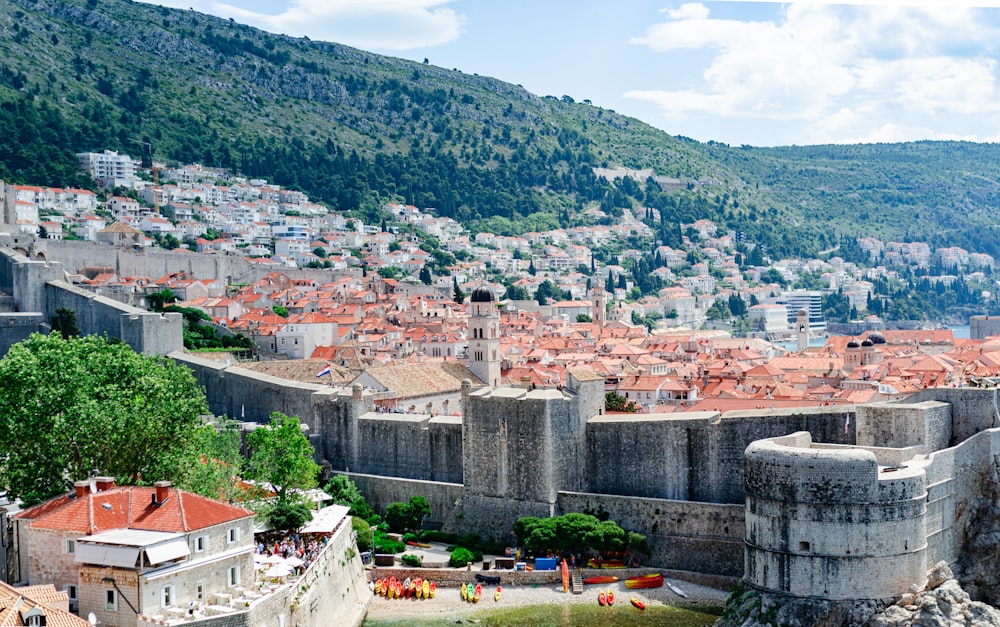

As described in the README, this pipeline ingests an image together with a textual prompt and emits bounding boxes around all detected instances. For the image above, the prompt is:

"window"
[66,585,77,601]
[196,581,205,603]
[195,535,207,553]
[106,589,118,611]
[26,616,42,627]
[228,565,240,587]
[65,539,76,554]
[161,585,175,608]
[227,527,240,544]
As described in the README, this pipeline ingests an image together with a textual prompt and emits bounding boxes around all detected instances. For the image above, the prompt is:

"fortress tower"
[467,286,501,388]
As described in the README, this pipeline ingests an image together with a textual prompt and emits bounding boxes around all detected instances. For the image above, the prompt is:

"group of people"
[255,531,330,574]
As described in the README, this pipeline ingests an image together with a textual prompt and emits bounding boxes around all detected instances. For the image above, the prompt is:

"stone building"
[467,286,501,389]
[13,479,254,626]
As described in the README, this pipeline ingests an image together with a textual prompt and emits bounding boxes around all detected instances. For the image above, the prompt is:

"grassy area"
[364,602,721,626]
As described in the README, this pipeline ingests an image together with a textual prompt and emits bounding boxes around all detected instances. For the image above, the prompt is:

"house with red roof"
[13,478,253,627]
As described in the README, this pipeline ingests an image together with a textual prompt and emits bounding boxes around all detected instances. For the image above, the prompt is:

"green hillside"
[2,0,1000,259]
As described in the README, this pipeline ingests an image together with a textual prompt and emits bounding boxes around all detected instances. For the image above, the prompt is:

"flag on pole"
[844,413,850,435]
[316,364,332,378]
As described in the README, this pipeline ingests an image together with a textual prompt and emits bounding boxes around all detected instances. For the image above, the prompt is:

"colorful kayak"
[374,579,382,595]
[561,559,569,593]
[474,583,482,603]
[630,596,646,610]
[461,583,468,601]
[406,540,432,548]
[395,581,403,598]
[403,578,411,598]
[413,577,422,598]
[625,574,664,589]
[429,581,437,598]
[422,579,430,599]
[583,575,619,585]
[607,587,615,606]
[598,591,607,606]
[494,585,502,603]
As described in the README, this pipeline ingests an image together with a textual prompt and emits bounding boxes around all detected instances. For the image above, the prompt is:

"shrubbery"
[449,547,475,568]
[401,553,422,567]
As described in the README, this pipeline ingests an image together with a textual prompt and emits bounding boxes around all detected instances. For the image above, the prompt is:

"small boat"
[395,581,403,599]
[667,582,688,598]
[625,574,664,589]
[474,583,482,603]
[374,579,381,595]
[607,588,615,606]
[461,583,468,601]
[422,579,430,599]
[494,585,501,602]
[414,577,422,598]
[388,577,396,599]
[630,597,646,610]
[598,591,607,606]
[429,581,437,598]
[583,575,619,585]
[406,540,432,548]
[561,559,569,593]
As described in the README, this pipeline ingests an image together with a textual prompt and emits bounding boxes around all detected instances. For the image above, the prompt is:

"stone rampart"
[557,491,745,577]
[355,413,463,483]
[908,387,1000,445]
[344,472,463,529]
[744,432,929,600]
[856,400,951,451]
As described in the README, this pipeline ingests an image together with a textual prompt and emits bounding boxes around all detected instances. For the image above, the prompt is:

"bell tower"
[796,309,809,352]
[468,287,501,388]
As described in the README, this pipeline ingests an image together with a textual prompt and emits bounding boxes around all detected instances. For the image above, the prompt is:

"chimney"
[95,476,116,492]
[74,480,91,498]
[520,376,532,390]
[154,481,171,505]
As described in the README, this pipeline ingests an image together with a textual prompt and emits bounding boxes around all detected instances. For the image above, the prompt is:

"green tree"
[146,289,177,312]
[175,419,244,503]
[50,307,80,337]
[245,412,321,528]
[419,266,433,285]
[504,284,529,300]
[0,334,209,506]
[604,392,637,413]
[576,313,592,323]
[453,277,466,304]
[272,305,288,317]
[384,495,431,533]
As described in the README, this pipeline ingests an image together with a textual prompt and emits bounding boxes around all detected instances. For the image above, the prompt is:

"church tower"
[468,287,501,388]
[796,309,809,352]
[590,283,607,329]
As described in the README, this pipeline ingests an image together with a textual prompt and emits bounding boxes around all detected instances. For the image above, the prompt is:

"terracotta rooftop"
[0,581,88,627]
[15,483,252,534]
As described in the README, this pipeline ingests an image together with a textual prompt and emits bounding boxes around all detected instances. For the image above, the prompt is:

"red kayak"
[598,591,607,606]
[625,574,664,589]
[630,596,646,610]
[561,559,569,592]
[583,575,619,585]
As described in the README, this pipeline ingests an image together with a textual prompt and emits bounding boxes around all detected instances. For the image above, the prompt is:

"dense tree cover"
[245,412,321,530]
[384,495,431,534]
[514,513,645,556]
[0,333,209,506]
[174,418,245,503]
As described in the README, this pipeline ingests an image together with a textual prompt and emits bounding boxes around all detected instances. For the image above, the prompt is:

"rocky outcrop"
[716,563,1000,627]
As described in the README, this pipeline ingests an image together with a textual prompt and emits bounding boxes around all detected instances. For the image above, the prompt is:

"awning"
[76,544,140,568]
[145,538,190,565]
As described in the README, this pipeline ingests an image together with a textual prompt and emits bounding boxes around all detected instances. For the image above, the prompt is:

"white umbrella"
[284,556,304,568]
[253,554,267,563]
[266,554,285,564]
[264,564,292,578]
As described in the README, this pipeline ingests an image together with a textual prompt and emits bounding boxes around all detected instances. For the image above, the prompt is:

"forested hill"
[2,0,1000,259]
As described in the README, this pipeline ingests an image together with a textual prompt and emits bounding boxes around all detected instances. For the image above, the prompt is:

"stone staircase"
[571,572,583,594]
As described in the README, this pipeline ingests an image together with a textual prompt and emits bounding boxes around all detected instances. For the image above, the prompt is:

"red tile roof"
[15,484,251,534]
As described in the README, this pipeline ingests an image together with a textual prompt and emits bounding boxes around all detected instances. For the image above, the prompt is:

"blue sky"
[137,1,1000,147]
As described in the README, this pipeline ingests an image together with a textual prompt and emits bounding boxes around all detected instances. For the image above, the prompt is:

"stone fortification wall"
[586,412,718,501]
[689,406,857,504]
[289,512,370,627]
[744,432,929,600]
[857,400,952,451]
[344,472,463,529]
[173,353,324,427]
[557,491,745,577]
[355,414,462,484]
[908,387,1000,445]
[0,313,45,354]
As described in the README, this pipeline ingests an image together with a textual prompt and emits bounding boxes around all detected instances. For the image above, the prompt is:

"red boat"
[598,591,607,606]
[625,574,664,589]
[561,559,569,593]
[630,596,646,610]
[607,588,615,606]
[583,575,619,585]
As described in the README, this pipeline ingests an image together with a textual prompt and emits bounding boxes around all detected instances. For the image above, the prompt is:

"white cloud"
[627,3,1000,143]
[139,0,463,50]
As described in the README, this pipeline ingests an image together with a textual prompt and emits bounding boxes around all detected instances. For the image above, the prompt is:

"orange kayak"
[630,597,646,610]
[625,574,664,589]
[583,575,619,585]
[598,591,607,606]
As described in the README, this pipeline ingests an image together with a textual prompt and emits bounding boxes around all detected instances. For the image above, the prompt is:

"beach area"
[362,573,728,626]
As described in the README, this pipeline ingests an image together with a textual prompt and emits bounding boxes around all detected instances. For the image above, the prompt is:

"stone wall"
[354,414,463,483]
[345,472,463,530]
[557,491,745,577]
[743,432,929,600]
[908,387,1000,445]
[0,313,45,354]
[857,400,952,451]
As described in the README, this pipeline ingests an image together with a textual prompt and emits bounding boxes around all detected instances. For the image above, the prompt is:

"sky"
[135,0,1000,147]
